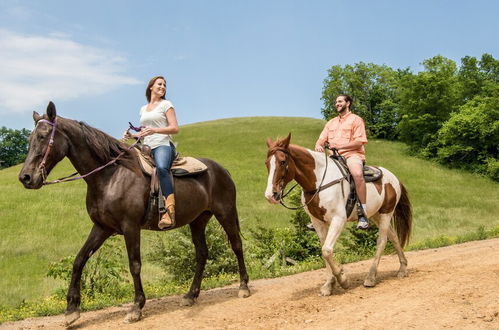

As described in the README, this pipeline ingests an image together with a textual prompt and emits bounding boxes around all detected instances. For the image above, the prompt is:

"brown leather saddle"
[329,155,383,219]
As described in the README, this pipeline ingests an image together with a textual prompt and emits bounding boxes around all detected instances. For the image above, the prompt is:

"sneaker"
[356,216,369,229]
[306,223,316,231]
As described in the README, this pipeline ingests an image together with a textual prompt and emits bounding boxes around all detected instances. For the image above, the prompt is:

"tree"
[321,62,401,139]
[397,55,461,152]
[0,127,31,168]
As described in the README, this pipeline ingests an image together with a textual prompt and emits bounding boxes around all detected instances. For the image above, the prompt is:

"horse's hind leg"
[386,226,408,278]
[65,224,113,326]
[214,208,250,298]
[182,211,212,306]
[364,213,391,287]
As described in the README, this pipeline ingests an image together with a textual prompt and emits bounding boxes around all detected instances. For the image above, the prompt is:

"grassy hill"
[1,116,498,308]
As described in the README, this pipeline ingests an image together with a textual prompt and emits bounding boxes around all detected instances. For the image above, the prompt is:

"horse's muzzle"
[18,171,43,189]
[265,191,281,204]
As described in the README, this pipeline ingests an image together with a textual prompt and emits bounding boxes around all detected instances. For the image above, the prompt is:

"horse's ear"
[266,137,274,147]
[47,101,56,121]
[33,111,41,122]
[282,133,291,148]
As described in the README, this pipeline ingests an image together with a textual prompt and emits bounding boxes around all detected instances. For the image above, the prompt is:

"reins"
[277,146,347,211]
[39,118,141,185]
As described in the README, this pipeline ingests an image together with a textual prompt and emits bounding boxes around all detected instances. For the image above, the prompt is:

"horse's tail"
[393,182,412,248]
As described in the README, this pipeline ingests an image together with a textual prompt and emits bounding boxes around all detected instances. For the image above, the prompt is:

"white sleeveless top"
[139,99,174,149]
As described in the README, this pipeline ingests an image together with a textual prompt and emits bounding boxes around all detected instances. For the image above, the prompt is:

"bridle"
[36,118,140,185]
[269,146,347,211]
[37,118,58,182]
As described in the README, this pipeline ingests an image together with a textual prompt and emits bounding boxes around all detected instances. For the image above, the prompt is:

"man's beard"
[336,104,347,114]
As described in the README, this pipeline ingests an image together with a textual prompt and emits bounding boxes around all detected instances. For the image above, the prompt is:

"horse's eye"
[280,160,286,166]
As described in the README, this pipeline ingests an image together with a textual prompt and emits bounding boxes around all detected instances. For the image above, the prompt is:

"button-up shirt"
[316,111,368,160]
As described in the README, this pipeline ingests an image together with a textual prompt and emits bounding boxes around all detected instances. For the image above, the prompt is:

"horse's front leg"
[321,215,349,291]
[65,224,113,326]
[122,224,145,323]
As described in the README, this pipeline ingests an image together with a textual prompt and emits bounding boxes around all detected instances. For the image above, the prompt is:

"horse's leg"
[321,215,349,290]
[364,213,391,287]
[215,208,250,299]
[122,225,145,323]
[65,224,113,326]
[311,218,336,296]
[181,212,211,306]
[386,226,408,278]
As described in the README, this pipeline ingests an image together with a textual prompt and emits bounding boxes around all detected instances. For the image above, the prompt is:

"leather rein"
[273,147,347,211]
[37,118,140,185]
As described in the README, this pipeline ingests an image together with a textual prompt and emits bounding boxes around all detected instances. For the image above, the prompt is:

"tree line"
[322,53,499,181]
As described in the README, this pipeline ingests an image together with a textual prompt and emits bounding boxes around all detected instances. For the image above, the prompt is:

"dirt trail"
[2,238,499,329]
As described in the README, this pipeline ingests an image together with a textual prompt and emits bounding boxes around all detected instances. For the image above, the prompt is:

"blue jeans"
[151,143,176,197]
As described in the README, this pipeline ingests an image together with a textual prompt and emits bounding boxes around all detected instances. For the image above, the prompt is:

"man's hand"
[315,144,325,152]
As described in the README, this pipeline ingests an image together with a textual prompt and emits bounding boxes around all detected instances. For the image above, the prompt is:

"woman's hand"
[138,127,156,137]
[122,130,133,140]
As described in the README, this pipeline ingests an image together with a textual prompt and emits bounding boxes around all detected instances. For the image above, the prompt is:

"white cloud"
[0,29,141,114]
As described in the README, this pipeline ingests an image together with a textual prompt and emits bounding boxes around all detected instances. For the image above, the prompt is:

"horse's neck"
[291,146,343,191]
[61,120,119,185]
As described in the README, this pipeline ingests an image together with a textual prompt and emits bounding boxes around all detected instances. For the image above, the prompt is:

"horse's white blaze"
[264,155,277,202]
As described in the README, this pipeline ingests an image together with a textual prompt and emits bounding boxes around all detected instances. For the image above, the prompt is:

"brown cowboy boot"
[158,194,175,229]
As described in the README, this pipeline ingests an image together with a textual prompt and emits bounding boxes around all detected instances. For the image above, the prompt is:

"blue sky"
[1,0,498,137]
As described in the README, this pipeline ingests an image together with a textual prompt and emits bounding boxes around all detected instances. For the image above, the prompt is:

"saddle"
[133,146,208,178]
[132,145,208,230]
[329,154,383,219]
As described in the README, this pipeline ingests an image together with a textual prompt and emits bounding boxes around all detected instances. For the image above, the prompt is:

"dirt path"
[2,238,499,329]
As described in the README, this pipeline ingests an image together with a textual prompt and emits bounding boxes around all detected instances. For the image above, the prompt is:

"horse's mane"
[66,119,137,171]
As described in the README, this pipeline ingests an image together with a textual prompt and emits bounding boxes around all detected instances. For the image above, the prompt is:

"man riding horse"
[314,94,369,230]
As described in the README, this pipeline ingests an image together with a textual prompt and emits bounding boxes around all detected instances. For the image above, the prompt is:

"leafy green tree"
[433,87,499,180]
[321,62,401,139]
[0,127,31,168]
[397,55,461,152]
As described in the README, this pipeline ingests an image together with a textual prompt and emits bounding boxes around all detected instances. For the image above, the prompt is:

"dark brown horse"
[18,102,250,325]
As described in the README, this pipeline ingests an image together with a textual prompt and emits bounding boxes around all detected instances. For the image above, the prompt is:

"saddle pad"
[134,149,207,177]
[171,157,208,176]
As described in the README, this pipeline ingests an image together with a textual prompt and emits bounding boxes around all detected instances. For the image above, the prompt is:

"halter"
[36,118,141,185]
[273,148,336,210]
[37,118,57,182]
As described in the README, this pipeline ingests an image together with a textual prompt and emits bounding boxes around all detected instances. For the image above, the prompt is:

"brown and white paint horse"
[265,134,412,294]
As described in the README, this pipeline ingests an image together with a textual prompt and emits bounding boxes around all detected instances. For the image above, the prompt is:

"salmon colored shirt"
[316,111,368,160]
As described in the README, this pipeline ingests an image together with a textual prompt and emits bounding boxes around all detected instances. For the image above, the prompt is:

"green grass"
[1,116,498,311]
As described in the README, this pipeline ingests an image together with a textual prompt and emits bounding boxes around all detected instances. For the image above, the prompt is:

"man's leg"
[346,156,369,229]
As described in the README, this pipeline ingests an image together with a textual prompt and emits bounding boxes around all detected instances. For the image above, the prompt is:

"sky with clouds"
[1,0,498,137]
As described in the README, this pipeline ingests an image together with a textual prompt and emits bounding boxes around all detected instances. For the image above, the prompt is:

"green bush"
[147,221,238,284]
[46,236,129,299]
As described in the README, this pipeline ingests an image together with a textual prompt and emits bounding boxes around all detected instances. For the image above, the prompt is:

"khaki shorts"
[346,156,364,173]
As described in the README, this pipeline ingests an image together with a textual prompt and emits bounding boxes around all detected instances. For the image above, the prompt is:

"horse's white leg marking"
[364,213,391,287]
[321,215,349,289]
[386,226,408,278]
[264,155,277,202]
[312,217,336,296]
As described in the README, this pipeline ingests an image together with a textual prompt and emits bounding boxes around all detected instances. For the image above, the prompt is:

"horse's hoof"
[238,288,251,298]
[124,309,142,323]
[363,278,376,287]
[65,311,80,326]
[320,287,333,296]
[397,269,408,278]
[180,297,195,306]
[338,276,350,290]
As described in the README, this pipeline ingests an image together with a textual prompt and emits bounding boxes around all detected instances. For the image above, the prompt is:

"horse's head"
[264,133,296,204]
[19,102,69,189]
